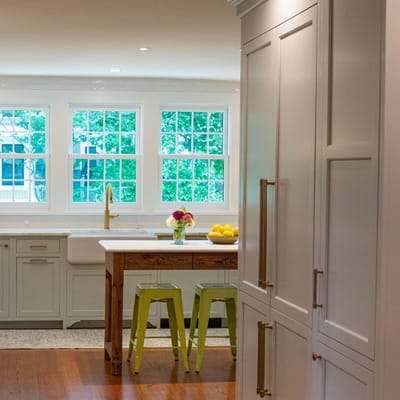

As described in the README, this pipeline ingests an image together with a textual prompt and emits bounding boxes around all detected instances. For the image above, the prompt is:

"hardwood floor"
[0,347,236,400]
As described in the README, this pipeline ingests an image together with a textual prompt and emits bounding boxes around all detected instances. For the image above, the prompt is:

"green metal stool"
[187,282,237,372]
[127,283,190,374]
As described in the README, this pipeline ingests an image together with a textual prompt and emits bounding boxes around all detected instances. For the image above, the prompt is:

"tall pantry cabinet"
[230,0,382,399]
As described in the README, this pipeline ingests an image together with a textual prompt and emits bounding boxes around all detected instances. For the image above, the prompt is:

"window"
[0,109,48,203]
[160,109,228,204]
[70,107,139,204]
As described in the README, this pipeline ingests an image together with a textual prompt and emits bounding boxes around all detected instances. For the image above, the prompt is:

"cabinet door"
[16,257,60,317]
[269,309,313,400]
[313,342,374,400]
[0,240,9,318]
[236,291,271,400]
[239,27,276,304]
[316,0,381,358]
[269,7,317,328]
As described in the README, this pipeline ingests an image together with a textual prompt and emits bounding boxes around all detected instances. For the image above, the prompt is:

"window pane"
[194,181,208,202]
[106,159,120,180]
[178,159,192,180]
[193,112,208,132]
[31,133,46,153]
[105,134,119,154]
[194,159,208,179]
[33,181,47,202]
[161,134,176,154]
[121,159,136,180]
[162,111,177,133]
[121,181,136,202]
[177,134,192,153]
[121,112,136,132]
[193,134,207,153]
[178,181,193,201]
[162,181,176,202]
[162,159,177,180]
[105,111,119,132]
[121,134,135,154]
[31,111,46,131]
[73,182,88,202]
[89,159,104,180]
[209,134,223,155]
[210,181,224,202]
[209,112,223,133]
[178,112,192,132]
[210,160,224,180]
[89,111,104,131]
[88,181,103,202]
[72,111,88,130]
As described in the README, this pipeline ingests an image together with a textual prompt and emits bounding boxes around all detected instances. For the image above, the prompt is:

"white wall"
[379,0,400,398]
[0,77,240,229]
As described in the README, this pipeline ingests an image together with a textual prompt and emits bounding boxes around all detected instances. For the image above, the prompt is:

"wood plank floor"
[0,347,236,400]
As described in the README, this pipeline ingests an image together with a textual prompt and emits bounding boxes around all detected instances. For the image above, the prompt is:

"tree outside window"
[70,108,138,203]
[160,109,227,204]
[0,109,48,203]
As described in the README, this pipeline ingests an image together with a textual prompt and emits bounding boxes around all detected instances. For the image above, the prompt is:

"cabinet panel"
[16,238,60,254]
[329,0,381,146]
[314,342,374,400]
[67,269,157,321]
[237,293,270,400]
[270,309,313,400]
[319,160,377,357]
[0,240,10,318]
[16,257,60,317]
[271,8,316,327]
[240,28,275,303]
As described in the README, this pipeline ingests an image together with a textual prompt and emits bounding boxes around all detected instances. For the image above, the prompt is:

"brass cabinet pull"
[312,352,322,361]
[258,179,275,289]
[29,259,50,264]
[30,245,48,250]
[257,321,273,398]
[312,269,323,309]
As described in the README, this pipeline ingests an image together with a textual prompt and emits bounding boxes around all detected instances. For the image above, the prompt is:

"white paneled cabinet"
[234,0,382,398]
[0,239,10,318]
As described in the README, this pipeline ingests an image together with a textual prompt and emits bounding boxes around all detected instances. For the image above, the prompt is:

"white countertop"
[99,239,238,253]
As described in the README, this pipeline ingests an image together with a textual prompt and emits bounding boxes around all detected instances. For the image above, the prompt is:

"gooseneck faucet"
[104,184,119,229]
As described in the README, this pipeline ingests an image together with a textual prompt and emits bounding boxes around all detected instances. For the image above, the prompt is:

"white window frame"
[67,104,142,211]
[157,105,231,212]
[0,105,50,209]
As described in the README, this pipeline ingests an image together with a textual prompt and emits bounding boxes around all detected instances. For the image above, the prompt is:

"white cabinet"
[15,238,62,319]
[0,239,10,318]
[66,267,158,326]
[234,0,382,398]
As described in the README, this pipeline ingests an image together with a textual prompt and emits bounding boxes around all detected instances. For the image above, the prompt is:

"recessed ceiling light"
[110,67,121,73]
[139,47,149,51]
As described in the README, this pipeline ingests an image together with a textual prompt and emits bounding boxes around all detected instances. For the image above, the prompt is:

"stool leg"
[172,295,190,373]
[195,295,212,373]
[133,296,151,374]
[127,293,139,362]
[187,293,200,357]
[166,299,179,360]
[225,298,237,359]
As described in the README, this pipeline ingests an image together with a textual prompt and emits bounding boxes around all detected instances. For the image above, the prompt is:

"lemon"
[222,224,232,232]
[223,230,234,237]
[211,224,222,232]
[232,226,239,236]
[208,231,223,237]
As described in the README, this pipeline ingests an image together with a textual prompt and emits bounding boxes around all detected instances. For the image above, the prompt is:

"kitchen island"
[99,239,238,376]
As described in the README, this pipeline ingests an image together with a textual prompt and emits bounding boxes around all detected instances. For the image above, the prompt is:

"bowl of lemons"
[207,224,239,245]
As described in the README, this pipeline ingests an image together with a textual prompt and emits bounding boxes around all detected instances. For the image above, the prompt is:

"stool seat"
[127,283,190,373]
[187,282,237,372]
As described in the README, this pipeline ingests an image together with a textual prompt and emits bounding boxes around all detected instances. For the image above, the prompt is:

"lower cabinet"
[238,292,313,400]
[16,257,60,318]
[66,267,158,327]
[0,239,10,318]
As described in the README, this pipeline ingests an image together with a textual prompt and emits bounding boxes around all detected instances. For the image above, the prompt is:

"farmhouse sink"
[67,228,156,264]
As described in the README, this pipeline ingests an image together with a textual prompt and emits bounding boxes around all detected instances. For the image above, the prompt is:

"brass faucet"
[104,184,119,229]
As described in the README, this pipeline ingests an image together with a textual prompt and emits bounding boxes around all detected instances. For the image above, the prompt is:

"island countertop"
[99,239,238,253]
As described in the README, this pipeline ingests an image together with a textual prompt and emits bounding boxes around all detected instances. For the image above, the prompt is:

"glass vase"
[173,227,185,244]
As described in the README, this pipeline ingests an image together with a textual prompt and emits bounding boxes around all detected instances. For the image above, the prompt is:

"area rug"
[0,328,230,349]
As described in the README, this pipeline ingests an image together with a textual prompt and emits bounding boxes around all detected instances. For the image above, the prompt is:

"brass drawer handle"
[257,321,273,398]
[313,269,323,309]
[30,245,48,250]
[258,179,275,290]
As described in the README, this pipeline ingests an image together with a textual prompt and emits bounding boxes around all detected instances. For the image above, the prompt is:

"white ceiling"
[1,0,241,81]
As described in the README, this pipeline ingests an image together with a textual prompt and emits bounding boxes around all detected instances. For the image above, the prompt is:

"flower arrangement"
[166,208,195,244]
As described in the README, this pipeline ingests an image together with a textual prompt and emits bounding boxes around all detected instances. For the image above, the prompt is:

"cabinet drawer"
[193,253,237,270]
[16,239,60,254]
[124,253,192,269]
